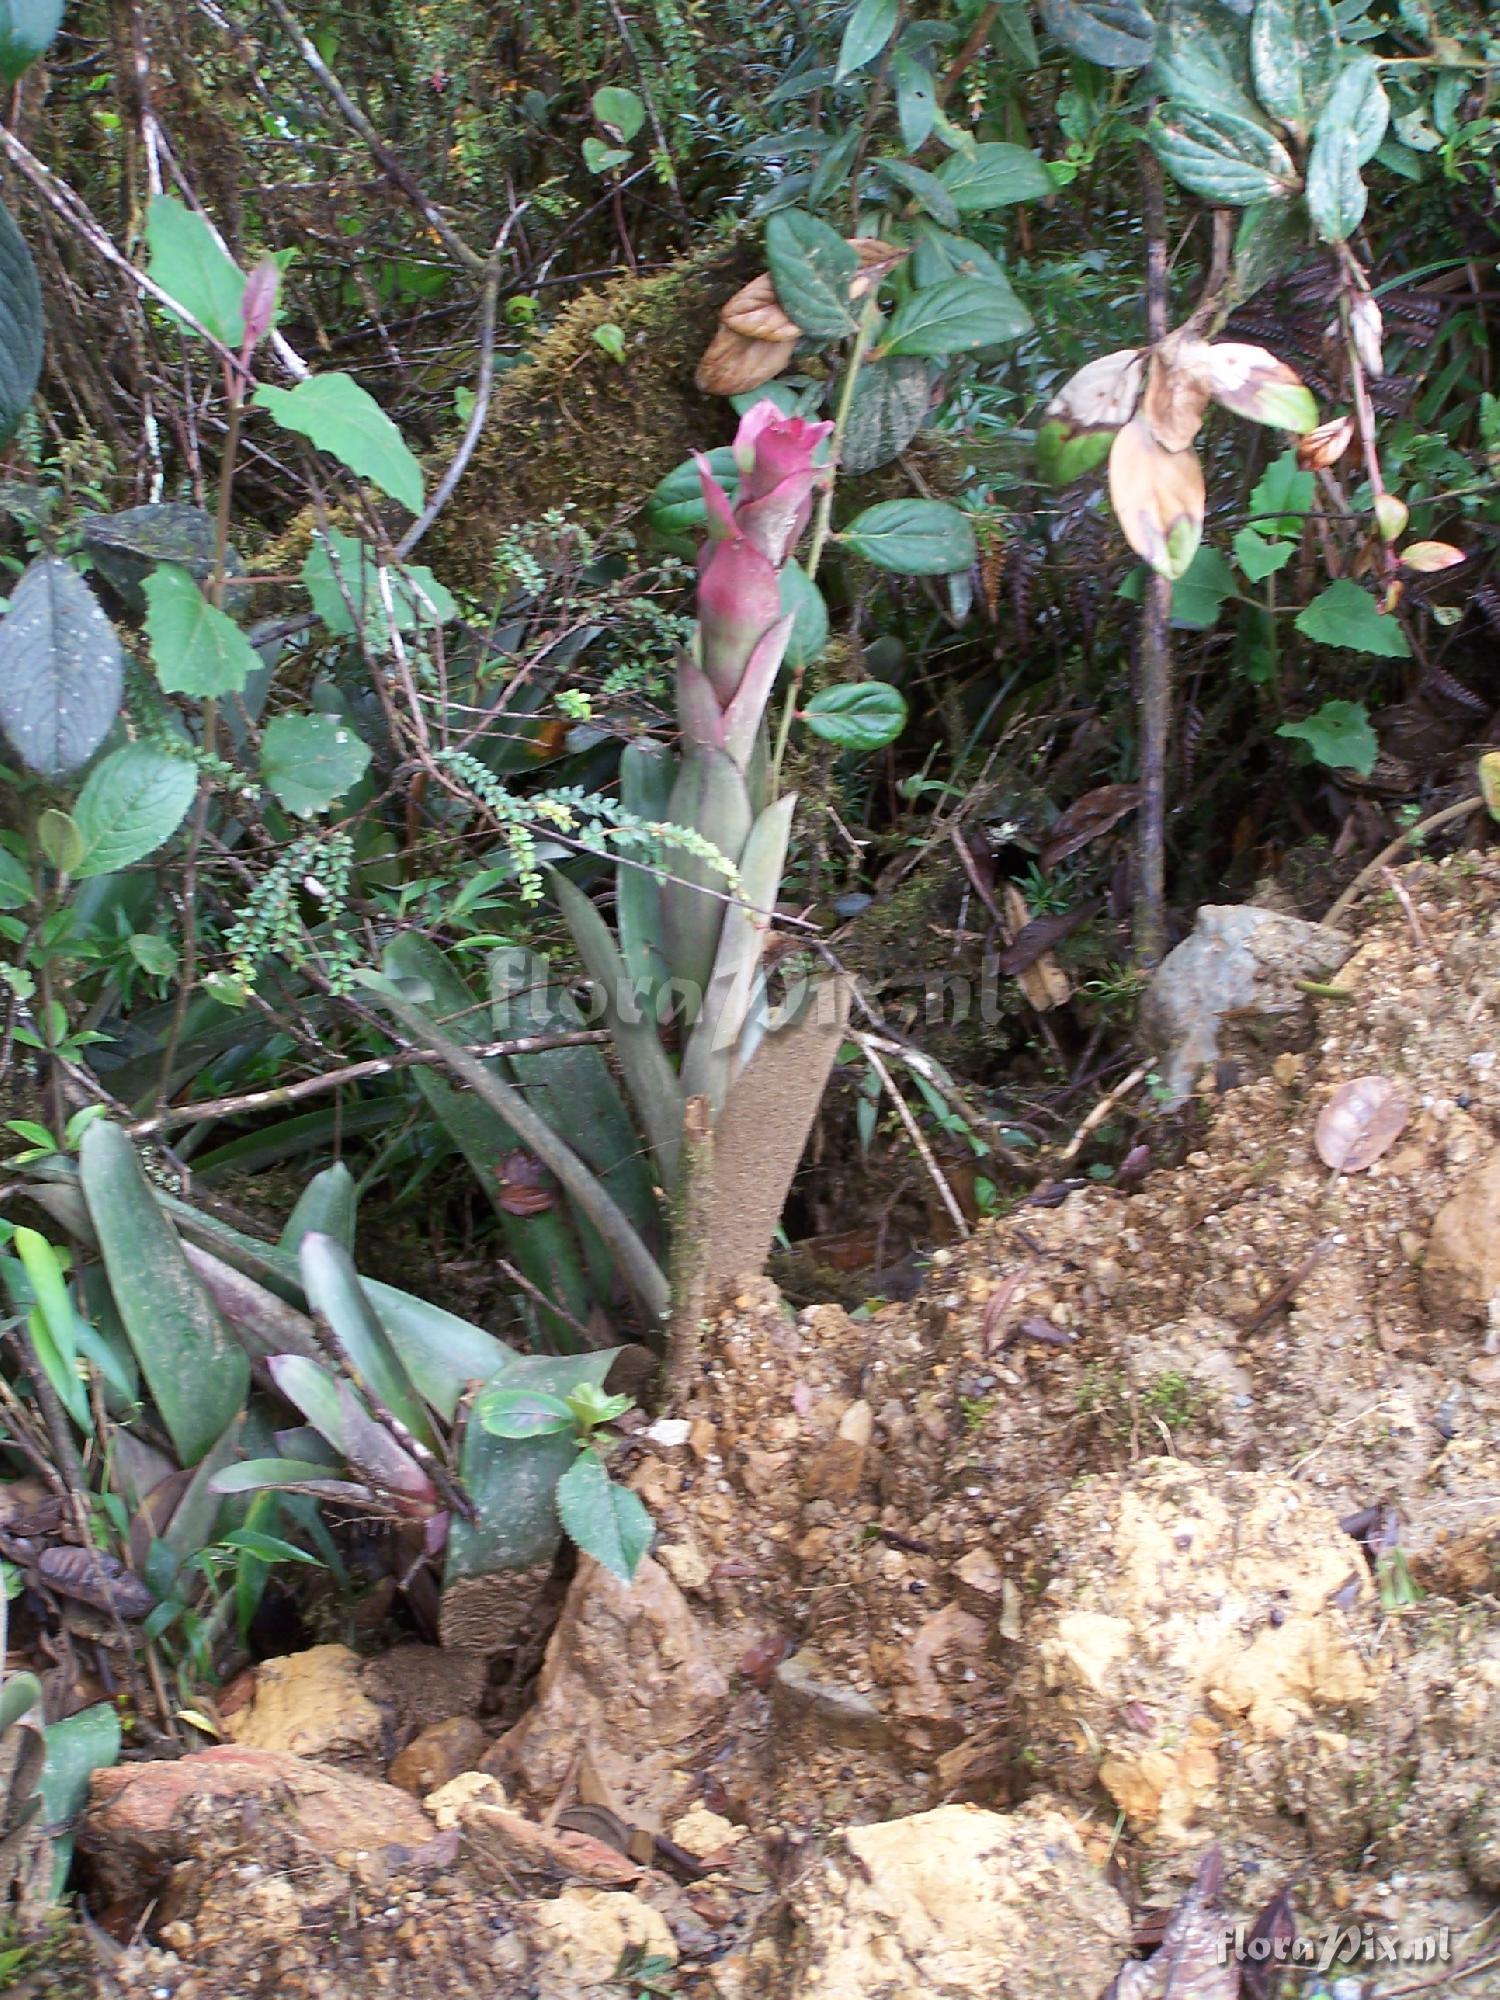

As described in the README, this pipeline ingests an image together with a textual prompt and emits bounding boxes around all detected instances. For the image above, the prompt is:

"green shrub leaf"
[261,712,372,815]
[934,142,1054,212]
[0,197,43,443]
[1277,698,1379,773]
[590,85,644,141]
[1249,0,1340,135]
[253,373,424,513]
[764,209,859,339]
[73,743,198,879]
[840,497,977,574]
[835,0,899,80]
[302,529,456,645]
[881,275,1031,357]
[0,0,64,82]
[555,1449,654,1582]
[1294,579,1410,657]
[1039,0,1155,68]
[143,564,259,697]
[474,1387,576,1439]
[145,194,246,347]
[802,679,908,751]
[841,356,932,474]
[1150,104,1299,205]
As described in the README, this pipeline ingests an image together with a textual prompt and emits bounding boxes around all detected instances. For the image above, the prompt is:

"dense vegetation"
[0,0,1495,1918]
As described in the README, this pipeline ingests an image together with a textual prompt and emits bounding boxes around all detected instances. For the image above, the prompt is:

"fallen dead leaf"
[1314,1074,1410,1173]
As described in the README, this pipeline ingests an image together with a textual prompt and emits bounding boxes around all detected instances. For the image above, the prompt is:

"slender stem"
[1321,796,1483,929]
[1134,148,1174,968]
[770,298,880,789]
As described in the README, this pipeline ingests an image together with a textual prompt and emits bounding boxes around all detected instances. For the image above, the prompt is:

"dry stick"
[938,3,1001,103]
[1056,1062,1151,1166]
[125,1029,612,1138]
[855,1034,971,1240]
[1320,797,1485,929]
[1134,149,1174,968]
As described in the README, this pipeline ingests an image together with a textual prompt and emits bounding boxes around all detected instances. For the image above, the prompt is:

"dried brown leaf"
[1314,1074,1409,1173]
[1192,339,1317,432]
[1141,342,1213,453]
[1003,884,1071,1010]
[494,1148,557,1216]
[1297,414,1355,470]
[694,323,797,396]
[720,272,801,344]
[36,1545,157,1620]
[1108,417,1205,580]
[1046,348,1145,430]
[993,899,1098,977]
[1039,783,1142,872]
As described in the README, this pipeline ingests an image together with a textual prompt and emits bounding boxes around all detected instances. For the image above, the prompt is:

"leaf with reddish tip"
[1315,1075,1409,1173]
[1107,417,1205,579]
[1400,541,1465,572]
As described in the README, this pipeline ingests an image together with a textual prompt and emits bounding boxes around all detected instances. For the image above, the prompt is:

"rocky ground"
[20,850,1500,1998]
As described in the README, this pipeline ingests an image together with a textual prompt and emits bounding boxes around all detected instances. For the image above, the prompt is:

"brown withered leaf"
[1141,340,1213,453]
[1039,783,1141,872]
[848,236,908,297]
[1002,883,1070,1010]
[36,1545,157,1620]
[993,899,1099,977]
[1046,348,1144,429]
[694,324,797,397]
[1297,414,1355,470]
[1314,1075,1409,1174]
[494,1149,558,1216]
[1192,339,1317,432]
[1108,417,1205,580]
[720,271,800,344]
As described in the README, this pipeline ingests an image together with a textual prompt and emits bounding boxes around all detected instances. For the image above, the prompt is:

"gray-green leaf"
[73,743,198,879]
[253,373,424,514]
[1150,103,1299,204]
[144,564,259,697]
[841,357,932,475]
[840,497,977,574]
[302,530,456,645]
[0,558,123,777]
[0,0,64,82]
[0,197,43,444]
[764,210,858,340]
[802,679,909,750]
[1039,0,1156,68]
[1249,0,1340,135]
[881,275,1031,358]
[836,0,899,79]
[260,711,372,815]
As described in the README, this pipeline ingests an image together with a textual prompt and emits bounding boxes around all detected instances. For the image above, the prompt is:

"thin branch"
[1134,146,1174,968]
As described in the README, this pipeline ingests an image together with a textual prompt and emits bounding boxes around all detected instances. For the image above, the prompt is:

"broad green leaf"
[841,356,932,475]
[1039,0,1155,67]
[881,275,1031,358]
[78,1121,249,1465]
[0,559,122,777]
[253,374,424,513]
[555,1450,654,1583]
[1249,451,1313,533]
[836,0,899,80]
[874,156,960,228]
[1233,525,1294,579]
[260,712,372,815]
[802,680,909,750]
[298,1231,436,1451]
[40,1703,120,1833]
[1318,57,1388,168]
[934,142,1054,212]
[302,530,456,646]
[1277,698,1378,773]
[1167,544,1236,629]
[840,497,977,574]
[36,808,82,873]
[764,210,858,339]
[992,2,1039,68]
[143,564,259,698]
[0,198,43,443]
[1305,122,1365,243]
[1152,2,1261,120]
[780,559,829,667]
[644,447,739,553]
[1294,579,1410,657]
[473,1386,576,1439]
[590,85,644,141]
[73,743,197,879]
[81,502,236,609]
[145,194,245,347]
[582,137,630,175]
[0,0,64,83]
[1150,103,1299,204]
[909,223,1010,288]
[892,49,937,149]
[1250,0,1340,134]
[278,1161,357,1256]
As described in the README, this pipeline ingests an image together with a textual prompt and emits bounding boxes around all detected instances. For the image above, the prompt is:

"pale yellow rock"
[781,1800,1128,2000]
[657,1532,711,1593]
[522,1887,676,1989]
[223,1644,382,1761]
[423,1769,507,1830]
[670,1805,745,1860]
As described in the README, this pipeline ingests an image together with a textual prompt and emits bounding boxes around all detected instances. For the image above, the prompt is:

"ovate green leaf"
[0,558,123,777]
[1250,0,1340,134]
[590,85,644,141]
[0,198,43,443]
[0,0,64,83]
[302,530,456,646]
[836,0,899,79]
[1039,0,1155,68]
[253,373,424,513]
[145,194,246,347]
[260,712,372,815]
[143,564,259,697]
[934,142,1054,212]
[555,1450,654,1582]
[802,679,909,750]
[764,210,858,339]
[841,497,977,574]
[1277,698,1378,773]
[1294,579,1410,657]
[73,744,198,879]
[1150,103,1299,204]
[840,356,932,474]
[881,276,1031,357]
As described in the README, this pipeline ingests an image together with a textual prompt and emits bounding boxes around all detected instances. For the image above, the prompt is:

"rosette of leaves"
[1038,331,1318,577]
